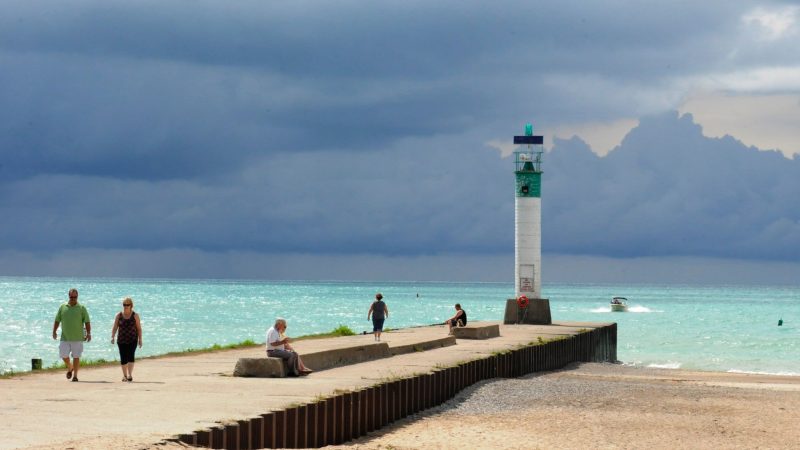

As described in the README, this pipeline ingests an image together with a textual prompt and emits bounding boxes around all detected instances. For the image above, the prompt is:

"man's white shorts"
[59,341,84,359]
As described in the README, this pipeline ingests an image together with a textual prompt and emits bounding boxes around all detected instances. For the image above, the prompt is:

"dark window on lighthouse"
[520,185,529,194]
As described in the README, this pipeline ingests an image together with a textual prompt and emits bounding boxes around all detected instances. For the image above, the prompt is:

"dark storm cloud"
[0,1,740,78]
[0,130,511,255]
[0,1,761,182]
[2,112,799,264]
[545,112,800,261]
[2,1,800,277]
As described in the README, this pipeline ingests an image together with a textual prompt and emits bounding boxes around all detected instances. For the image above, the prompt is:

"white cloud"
[548,119,639,156]
[485,139,515,158]
[680,91,800,157]
[742,6,799,41]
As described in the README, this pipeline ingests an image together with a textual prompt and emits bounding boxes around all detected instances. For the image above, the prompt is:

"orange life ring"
[517,295,529,308]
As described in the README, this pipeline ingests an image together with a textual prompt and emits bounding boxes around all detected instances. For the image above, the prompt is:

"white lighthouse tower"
[504,123,552,325]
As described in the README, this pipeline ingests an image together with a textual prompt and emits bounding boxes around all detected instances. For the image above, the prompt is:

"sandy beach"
[334,363,800,450]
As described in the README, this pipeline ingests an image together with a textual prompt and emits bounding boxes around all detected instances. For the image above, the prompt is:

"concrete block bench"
[452,323,500,340]
[389,335,455,356]
[233,357,287,378]
[234,342,391,378]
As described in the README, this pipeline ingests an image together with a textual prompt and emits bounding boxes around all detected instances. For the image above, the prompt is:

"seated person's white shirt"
[266,327,284,351]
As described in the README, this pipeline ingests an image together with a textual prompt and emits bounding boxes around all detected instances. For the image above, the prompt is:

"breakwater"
[175,323,616,449]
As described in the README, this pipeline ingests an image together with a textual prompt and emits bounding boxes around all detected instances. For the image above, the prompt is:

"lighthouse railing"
[514,149,543,172]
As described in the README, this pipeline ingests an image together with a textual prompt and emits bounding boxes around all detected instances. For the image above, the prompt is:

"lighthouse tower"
[504,123,552,325]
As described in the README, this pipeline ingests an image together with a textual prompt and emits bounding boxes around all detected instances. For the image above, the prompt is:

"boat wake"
[589,305,661,313]
[627,305,659,313]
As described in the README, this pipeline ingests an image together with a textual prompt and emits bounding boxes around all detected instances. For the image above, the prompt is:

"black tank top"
[459,310,468,325]
[117,312,138,344]
[372,301,386,320]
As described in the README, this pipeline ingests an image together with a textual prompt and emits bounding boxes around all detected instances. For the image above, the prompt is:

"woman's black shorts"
[118,342,137,365]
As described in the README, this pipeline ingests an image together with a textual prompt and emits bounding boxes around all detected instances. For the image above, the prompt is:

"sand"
[334,363,800,450]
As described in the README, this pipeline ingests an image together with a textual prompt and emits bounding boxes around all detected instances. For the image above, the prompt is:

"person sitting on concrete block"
[444,303,467,334]
[266,318,313,376]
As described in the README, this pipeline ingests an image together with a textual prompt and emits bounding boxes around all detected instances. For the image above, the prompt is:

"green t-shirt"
[55,303,90,341]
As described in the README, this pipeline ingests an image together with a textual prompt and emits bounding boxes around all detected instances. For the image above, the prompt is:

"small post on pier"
[31,358,42,371]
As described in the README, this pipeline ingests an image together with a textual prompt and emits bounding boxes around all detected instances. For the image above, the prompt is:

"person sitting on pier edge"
[266,318,312,376]
[445,303,467,334]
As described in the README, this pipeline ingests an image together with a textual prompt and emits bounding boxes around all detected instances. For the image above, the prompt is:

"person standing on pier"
[52,288,91,382]
[111,297,142,382]
[367,293,389,342]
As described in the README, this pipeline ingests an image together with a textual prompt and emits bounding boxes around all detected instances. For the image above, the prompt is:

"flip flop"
[66,370,72,380]
[71,377,78,382]
[127,376,133,382]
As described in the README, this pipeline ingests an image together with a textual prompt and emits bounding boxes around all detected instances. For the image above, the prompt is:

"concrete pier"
[0,321,615,449]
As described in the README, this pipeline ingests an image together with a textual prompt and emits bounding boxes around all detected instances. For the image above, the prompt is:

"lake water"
[1,277,798,376]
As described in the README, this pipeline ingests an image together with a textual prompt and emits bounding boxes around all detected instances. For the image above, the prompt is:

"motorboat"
[610,297,628,312]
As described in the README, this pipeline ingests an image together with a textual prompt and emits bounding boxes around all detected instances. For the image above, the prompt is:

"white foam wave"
[727,369,800,377]
[589,307,610,313]
[647,362,682,369]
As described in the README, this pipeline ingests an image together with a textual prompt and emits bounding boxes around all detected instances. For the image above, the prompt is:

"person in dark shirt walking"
[367,293,389,342]
[111,297,142,382]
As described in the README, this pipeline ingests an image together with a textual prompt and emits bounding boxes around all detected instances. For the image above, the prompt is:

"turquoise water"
[1,277,798,376]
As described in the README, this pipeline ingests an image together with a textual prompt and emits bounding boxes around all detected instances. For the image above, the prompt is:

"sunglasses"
[122,304,132,307]
[69,296,78,299]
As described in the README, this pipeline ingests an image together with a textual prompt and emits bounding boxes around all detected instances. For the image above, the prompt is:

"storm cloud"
[545,112,800,261]
[1,1,799,281]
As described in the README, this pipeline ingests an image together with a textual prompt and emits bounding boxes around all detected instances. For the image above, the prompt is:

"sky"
[1,1,799,284]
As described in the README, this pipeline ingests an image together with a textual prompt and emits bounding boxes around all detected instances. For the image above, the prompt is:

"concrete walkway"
[0,321,610,449]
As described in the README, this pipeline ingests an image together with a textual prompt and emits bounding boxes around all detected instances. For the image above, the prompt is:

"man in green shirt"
[52,288,91,382]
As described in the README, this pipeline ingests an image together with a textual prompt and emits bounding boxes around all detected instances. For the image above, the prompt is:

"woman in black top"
[111,297,142,382]
[367,293,389,342]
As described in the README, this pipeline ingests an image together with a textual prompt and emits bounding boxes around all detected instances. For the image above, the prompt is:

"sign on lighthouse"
[503,123,552,325]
